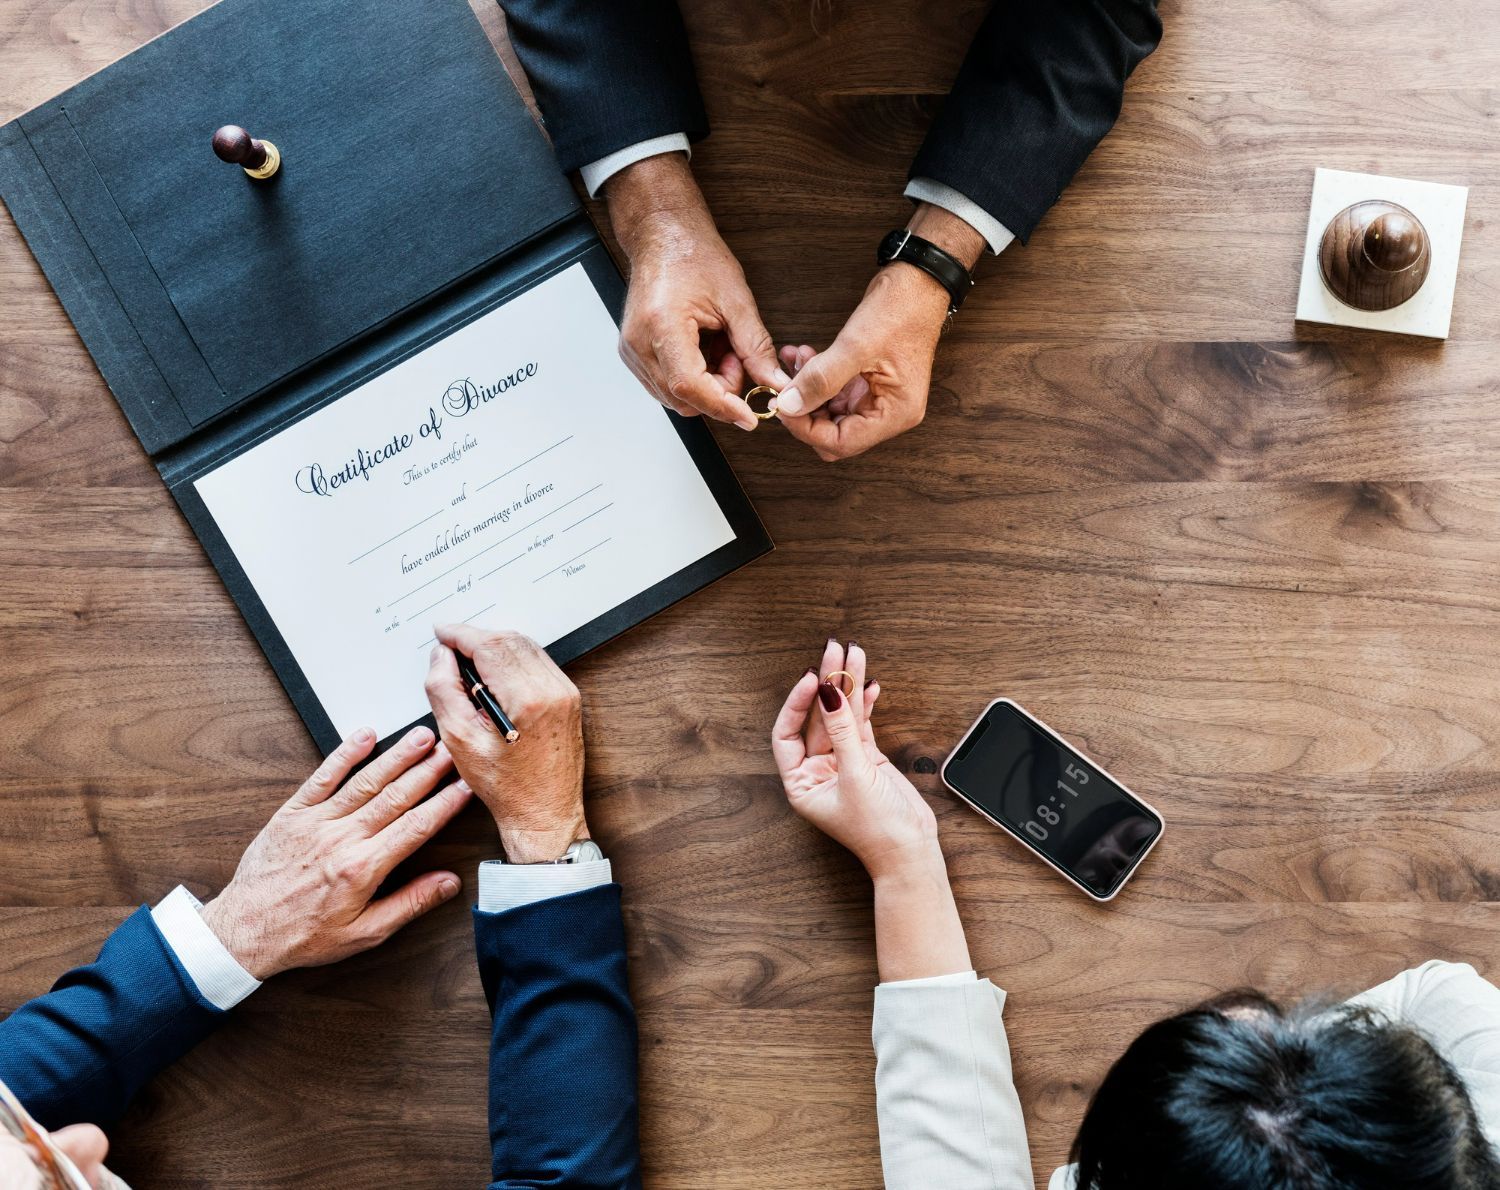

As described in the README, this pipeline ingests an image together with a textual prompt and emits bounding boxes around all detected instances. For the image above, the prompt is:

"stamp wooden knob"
[212,125,281,180]
[1318,199,1430,311]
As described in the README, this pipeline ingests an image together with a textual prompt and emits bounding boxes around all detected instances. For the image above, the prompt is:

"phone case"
[939,698,1165,902]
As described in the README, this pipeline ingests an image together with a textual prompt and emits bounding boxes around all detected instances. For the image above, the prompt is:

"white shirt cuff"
[477,858,613,914]
[579,134,692,199]
[904,177,1016,255]
[879,969,978,989]
[150,886,262,1011]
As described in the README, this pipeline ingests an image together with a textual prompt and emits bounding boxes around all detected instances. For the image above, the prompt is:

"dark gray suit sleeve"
[909,0,1162,243]
[498,0,709,174]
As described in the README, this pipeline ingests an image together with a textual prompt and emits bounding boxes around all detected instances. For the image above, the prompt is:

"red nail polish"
[818,681,842,712]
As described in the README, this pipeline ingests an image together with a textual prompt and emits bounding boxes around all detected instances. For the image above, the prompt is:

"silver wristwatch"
[518,839,603,865]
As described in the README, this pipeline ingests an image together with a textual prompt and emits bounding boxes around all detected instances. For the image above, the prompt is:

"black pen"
[456,653,520,743]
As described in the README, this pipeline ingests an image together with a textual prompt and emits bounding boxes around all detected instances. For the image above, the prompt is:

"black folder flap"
[1,0,579,450]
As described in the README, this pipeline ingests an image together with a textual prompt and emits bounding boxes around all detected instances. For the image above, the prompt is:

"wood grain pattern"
[2,1,1499,1187]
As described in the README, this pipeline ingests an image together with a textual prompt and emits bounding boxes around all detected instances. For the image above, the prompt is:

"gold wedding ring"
[825,670,857,699]
[745,385,780,422]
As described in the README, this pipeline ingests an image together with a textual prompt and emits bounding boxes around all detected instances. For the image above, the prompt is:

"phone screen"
[942,702,1162,898]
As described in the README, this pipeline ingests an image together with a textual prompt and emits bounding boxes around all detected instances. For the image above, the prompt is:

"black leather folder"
[0,0,770,753]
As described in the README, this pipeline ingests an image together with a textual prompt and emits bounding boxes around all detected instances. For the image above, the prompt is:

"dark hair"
[1071,989,1500,1190]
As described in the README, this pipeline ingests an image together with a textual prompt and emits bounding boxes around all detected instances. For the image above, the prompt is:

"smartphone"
[941,699,1164,901]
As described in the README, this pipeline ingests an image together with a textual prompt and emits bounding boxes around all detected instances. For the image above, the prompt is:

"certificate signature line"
[346,504,449,567]
[347,436,576,566]
[533,538,611,583]
[418,603,496,650]
[478,550,527,582]
[388,484,604,607]
[476,436,574,492]
[411,589,459,621]
[562,503,613,533]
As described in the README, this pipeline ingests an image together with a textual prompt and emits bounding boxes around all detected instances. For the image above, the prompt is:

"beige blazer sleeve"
[1350,960,1500,1151]
[872,979,1034,1190]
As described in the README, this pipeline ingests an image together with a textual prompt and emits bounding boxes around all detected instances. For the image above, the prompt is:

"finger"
[774,338,865,417]
[841,641,867,728]
[371,779,474,868]
[722,296,792,391]
[827,374,873,418]
[794,344,816,374]
[326,724,436,816]
[286,728,377,808]
[50,1124,109,1177]
[469,635,580,742]
[771,668,821,777]
[425,642,488,742]
[352,869,463,948]
[620,339,692,415]
[860,680,881,748]
[357,739,455,833]
[805,637,845,757]
[433,621,500,658]
[712,350,745,396]
[817,678,877,786]
[783,404,909,462]
[778,344,799,373]
[656,326,759,430]
[619,337,668,404]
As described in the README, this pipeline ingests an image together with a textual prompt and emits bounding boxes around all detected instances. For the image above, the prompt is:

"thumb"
[817,679,875,786]
[355,870,461,947]
[775,337,865,417]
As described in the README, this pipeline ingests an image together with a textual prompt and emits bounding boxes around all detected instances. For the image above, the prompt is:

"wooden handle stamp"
[212,125,282,180]
[1318,199,1431,311]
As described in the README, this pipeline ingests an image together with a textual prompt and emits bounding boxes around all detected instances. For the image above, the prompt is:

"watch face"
[565,840,604,864]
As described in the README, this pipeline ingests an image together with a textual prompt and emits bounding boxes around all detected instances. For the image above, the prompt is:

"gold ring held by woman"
[824,670,857,699]
[744,385,780,422]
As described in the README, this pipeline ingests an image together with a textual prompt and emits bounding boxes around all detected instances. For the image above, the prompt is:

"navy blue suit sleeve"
[475,884,640,1190]
[910,0,1162,242]
[498,0,708,173]
[0,907,224,1130]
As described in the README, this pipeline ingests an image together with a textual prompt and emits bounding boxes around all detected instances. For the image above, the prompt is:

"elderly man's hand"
[607,153,789,429]
[424,625,588,863]
[200,726,471,980]
[773,203,985,461]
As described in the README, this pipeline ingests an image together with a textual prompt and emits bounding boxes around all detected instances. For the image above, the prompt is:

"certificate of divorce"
[195,263,735,739]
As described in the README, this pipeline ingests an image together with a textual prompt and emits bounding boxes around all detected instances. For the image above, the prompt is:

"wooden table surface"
[4,1,1499,1186]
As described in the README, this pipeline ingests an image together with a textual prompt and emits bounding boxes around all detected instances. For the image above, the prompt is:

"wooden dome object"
[1317,199,1431,311]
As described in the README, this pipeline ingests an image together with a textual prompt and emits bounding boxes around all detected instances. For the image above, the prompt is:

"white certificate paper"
[195,264,735,739]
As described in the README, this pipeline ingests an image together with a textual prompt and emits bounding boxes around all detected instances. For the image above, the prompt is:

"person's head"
[1071,990,1500,1190]
[0,1079,121,1189]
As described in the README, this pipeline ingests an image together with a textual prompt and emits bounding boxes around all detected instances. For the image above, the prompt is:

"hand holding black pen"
[455,652,520,743]
[423,625,589,865]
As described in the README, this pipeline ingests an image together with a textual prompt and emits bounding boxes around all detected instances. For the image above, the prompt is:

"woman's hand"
[772,641,971,981]
[772,640,938,879]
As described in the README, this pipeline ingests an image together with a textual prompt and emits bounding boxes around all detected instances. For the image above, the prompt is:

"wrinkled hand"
[424,624,587,863]
[774,202,985,461]
[771,640,938,878]
[607,154,788,429]
[201,726,470,980]
[771,265,947,461]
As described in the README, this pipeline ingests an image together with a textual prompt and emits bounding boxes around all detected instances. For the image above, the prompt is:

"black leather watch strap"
[877,229,974,314]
